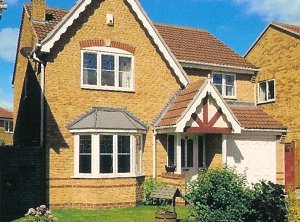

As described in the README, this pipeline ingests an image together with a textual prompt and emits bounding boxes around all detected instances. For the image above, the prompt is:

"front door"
[181,137,197,180]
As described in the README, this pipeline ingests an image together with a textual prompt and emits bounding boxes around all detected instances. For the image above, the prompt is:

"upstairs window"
[4,120,13,133]
[213,73,236,98]
[258,79,275,103]
[81,48,134,91]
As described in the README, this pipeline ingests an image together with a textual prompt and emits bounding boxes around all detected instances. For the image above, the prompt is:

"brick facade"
[246,25,300,187]
[0,120,13,145]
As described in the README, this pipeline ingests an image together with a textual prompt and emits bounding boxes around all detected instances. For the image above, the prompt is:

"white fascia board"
[126,0,189,86]
[155,126,176,134]
[176,81,242,133]
[180,60,259,74]
[242,128,288,135]
[41,0,92,52]
[69,129,146,134]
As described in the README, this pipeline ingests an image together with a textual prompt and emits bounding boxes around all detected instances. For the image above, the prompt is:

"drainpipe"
[40,62,45,147]
[152,128,157,178]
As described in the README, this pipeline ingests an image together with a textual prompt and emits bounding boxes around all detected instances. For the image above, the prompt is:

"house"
[245,22,300,188]
[13,0,287,210]
[0,107,13,145]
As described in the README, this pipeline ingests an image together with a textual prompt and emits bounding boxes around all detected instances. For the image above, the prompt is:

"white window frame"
[212,73,237,99]
[4,120,13,133]
[74,133,143,178]
[81,47,135,92]
[258,79,275,104]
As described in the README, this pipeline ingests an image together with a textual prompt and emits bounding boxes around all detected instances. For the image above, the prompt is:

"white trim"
[175,80,242,133]
[242,128,287,134]
[40,63,45,147]
[152,129,157,178]
[222,134,227,165]
[176,134,181,174]
[180,60,259,74]
[70,129,146,134]
[39,0,189,87]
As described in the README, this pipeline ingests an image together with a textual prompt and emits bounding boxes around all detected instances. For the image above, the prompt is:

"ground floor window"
[75,134,143,178]
[4,120,13,133]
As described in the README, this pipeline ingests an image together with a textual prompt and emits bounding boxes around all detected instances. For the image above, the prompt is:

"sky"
[0,0,300,111]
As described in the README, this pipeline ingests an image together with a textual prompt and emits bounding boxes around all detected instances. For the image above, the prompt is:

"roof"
[156,80,205,127]
[23,3,256,70]
[68,107,147,131]
[0,107,13,119]
[245,21,300,57]
[230,106,286,130]
[155,23,258,70]
[156,80,286,131]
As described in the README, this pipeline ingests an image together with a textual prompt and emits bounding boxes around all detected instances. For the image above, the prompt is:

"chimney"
[31,0,46,22]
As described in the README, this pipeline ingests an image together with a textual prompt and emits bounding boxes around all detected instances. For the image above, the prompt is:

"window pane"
[119,57,132,88]
[135,135,142,173]
[118,136,131,173]
[9,122,13,132]
[79,135,91,173]
[226,85,235,97]
[187,139,193,167]
[101,55,115,86]
[168,135,175,166]
[100,135,113,173]
[198,136,204,168]
[213,74,222,84]
[181,139,185,167]
[259,82,267,102]
[83,53,97,85]
[83,53,97,69]
[83,69,97,85]
[118,136,130,153]
[268,80,275,100]
[119,57,132,72]
[225,75,234,85]
[215,85,222,94]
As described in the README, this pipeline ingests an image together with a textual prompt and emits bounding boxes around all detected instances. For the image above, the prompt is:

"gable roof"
[155,78,242,133]
[68,107,147,132]
[245,21,300,57]
[155,23,258,70]
[0,107,13,119]
[156,79,286,132]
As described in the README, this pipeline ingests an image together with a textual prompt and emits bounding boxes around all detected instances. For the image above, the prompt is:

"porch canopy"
[68,107,147,133]
[154,77,241,134]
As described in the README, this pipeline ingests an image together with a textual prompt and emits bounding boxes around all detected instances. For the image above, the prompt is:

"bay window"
[81,47,134,91]
[212,73,236,98]
[75,134,142,178]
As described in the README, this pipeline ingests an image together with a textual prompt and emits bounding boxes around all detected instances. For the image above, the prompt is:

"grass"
[15,205,190,222]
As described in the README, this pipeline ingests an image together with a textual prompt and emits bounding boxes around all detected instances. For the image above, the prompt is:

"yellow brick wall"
[246,26,300,187]
[43,0,180,208]
[185,68,255,102]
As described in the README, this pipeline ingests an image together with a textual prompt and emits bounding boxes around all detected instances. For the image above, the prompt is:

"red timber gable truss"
[185,96,232,134]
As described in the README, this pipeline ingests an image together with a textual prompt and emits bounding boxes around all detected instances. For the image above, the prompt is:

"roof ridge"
[0,107,13,113]
[154,22,208,33]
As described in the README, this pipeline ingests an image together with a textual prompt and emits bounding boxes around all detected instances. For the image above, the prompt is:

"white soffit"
[39,0,190,87]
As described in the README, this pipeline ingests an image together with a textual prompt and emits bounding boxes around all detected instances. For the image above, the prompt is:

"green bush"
[0,139,5,146]
[185,167,251,222]
[246,181,288,222]
[185,167,289,222]
[141,178,164,205]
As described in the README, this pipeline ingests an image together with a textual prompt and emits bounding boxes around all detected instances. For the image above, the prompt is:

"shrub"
[141,178,164,205]
[246,181,288,222]
[0,139,5,146]
[21,205,58,222]
[185,167,252,222]
[286,191,300,222]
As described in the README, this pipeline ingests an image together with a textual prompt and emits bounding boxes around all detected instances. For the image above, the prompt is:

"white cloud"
[234,0,300,24]
[0,28,19,62]
[4,0,18,5]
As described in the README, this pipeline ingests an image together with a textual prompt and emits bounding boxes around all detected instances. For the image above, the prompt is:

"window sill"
[72,173,144,179]
[223,97,237,100]
[4,132,13,134]
[81,85,135,93]
[257,100,275,105]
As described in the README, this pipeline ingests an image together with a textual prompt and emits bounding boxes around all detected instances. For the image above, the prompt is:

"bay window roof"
[68,107,147,132]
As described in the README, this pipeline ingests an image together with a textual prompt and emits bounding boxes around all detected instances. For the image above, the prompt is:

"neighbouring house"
[245,22,300,189]
[13,0,287,209]
[0,107,13,145]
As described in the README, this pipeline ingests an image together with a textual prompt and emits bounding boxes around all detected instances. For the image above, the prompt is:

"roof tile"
[272,22,300,35]
[0,107,13,119]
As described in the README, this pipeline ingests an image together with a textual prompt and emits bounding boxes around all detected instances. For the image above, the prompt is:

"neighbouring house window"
[75,134,142,177]
[212,73,236,98]
[258,79,275,103]
[4,120,13,133]
[167,135,175,166]
[81,48,133,91]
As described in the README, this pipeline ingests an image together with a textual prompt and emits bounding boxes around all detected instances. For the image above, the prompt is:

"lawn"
[15,205,190,222]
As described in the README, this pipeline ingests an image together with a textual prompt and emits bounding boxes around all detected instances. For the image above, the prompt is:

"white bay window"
[75,134,142,178]
[81,47,134,91]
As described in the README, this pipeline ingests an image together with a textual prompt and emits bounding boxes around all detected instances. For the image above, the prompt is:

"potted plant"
[165,164,176,173]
